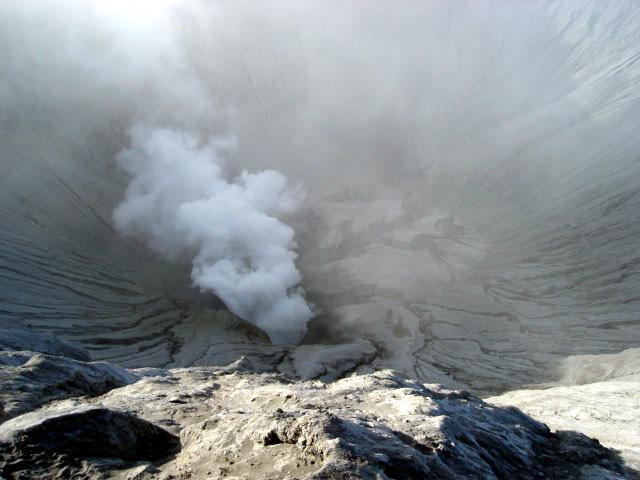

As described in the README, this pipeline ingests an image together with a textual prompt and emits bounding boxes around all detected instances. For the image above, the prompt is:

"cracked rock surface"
[0,323,638,479]
[1,357,636,480]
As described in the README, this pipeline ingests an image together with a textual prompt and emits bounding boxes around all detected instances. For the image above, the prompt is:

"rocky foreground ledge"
[0,351,637,479]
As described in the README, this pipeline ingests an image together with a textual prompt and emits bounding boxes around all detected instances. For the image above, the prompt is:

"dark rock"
[0,351,138,422]
[0,406,180,479]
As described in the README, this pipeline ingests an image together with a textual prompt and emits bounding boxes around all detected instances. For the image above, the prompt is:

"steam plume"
[114,126,312,344]
[0,0,315,343]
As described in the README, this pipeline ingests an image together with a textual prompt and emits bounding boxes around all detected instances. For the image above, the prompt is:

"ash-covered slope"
[489,348,640,471]
[291,1,640,393]
[2,1,640,478]
[2,0,640,392]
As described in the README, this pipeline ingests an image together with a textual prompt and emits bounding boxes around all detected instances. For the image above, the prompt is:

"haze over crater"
[1,0,640,393]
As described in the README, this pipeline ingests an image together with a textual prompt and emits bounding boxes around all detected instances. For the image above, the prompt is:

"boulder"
[0,351,138,422]
[0,405,179,479]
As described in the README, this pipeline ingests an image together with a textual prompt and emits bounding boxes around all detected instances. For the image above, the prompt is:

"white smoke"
[88,0,316,344]
[113,125,313,344]
[0,0,315,343]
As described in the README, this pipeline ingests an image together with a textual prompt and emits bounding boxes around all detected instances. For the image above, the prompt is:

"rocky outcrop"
[0,405,179,479]
[156,368,632,480]
[0,320,637,480]
[0,361,634,480]
[0,320,637,479]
